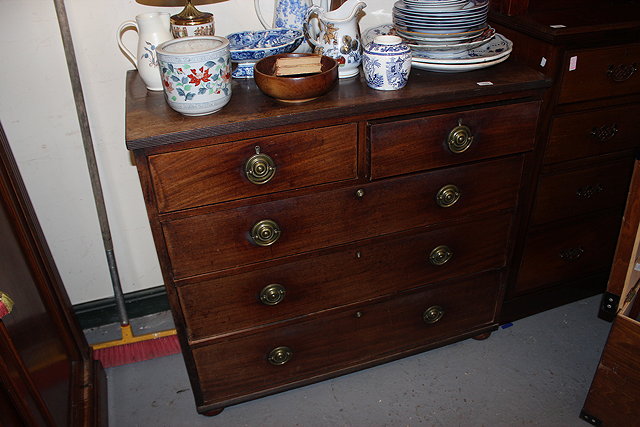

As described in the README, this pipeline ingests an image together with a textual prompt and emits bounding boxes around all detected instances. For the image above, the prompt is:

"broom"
[54,0,181,369]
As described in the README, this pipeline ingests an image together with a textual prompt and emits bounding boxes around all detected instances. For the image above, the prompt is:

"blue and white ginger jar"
[363,35,411,91]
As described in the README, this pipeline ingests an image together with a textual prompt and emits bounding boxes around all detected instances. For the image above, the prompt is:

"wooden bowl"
[253,53,339,103]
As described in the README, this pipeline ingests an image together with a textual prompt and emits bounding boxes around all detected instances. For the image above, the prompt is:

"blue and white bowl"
[227,29,304,78]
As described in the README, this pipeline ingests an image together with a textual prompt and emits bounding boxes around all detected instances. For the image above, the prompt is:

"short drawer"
[192,271,499,406]
[179,213,511,341]
[558,44,640,104]
[515,212,622,295]
[545,104,640,164]
[531,157,634,225]
[148,124,358,213]
[163,156,523,279]
[368,101,539,179]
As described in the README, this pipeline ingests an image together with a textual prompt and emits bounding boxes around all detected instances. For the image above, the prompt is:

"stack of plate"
[387,0,512,72]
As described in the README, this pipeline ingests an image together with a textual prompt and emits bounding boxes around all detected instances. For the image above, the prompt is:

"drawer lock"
[447,120,474,154]
[559,246,584,261]
[268,346,293,366]
[429,245,453,266]
[436,184,461,208]
[260,284,286,306]
[423,305,445,324]
[250,219,281,246]
[245,146,276,185]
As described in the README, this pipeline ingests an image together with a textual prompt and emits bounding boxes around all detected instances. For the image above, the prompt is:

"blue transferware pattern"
[227,29,303,78]
[274,0,312,29]
[363,36,411,90]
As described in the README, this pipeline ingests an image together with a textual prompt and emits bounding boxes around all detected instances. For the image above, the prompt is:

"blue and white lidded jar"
[362,35,411,91]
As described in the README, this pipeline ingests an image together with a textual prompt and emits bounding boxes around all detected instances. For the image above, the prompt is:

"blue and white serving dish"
[227,29,304,78]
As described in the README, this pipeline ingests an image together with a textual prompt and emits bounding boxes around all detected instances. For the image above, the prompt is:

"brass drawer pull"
[447,119,474,154]
[436,184,461,208]
[606,63,638,82]
[575,183,604,200]
[355,188,365,199]
[245,146,276,185]
[423,305,445,324]
[590,124,618,142]
[559,246,584,261]
[429,245,453,266]
[250,219,281,246]
[268,346,293,366]
[260,284,286,306]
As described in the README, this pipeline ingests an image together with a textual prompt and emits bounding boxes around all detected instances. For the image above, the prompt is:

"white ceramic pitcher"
[117,12,173,91]
[304,0,366,78]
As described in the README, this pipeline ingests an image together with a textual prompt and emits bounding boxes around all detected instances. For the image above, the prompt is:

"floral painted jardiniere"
[156,36,232,116]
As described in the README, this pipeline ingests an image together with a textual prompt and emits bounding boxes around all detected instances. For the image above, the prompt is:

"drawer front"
[163,156,523,279]
[558,44,640,104]
[368,101,539,179]
[515,212,622,295]
[192,271,499,405]
[545,104,640,164]
[179,214,511,341]
[531,157,634,225]
[149,124,358,213]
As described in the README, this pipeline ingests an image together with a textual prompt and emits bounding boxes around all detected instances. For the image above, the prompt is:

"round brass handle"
[429,245,453,266]
[436,184,461,208]
[268,346,293,366]
[244,146,276,185]
[423,305,445,324]
[447,120,474,154]
[250,219,281,246]
[260,284,286,306]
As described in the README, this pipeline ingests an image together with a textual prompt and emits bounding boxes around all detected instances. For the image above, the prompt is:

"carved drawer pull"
[423,305,445,324]
[259,284,286,306]
[589,123,618,142]
[245,146,276,185]
[429,245,453,266]
[559,246,584,261]
[575,183,604,200]
[268,346,293,366]
[250,219,281,246]
[606,63,638,82]
[436,184,461,208]
[447,119,474,154]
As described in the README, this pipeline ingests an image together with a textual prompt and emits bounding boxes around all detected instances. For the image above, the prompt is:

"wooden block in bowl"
[274,55,323,76]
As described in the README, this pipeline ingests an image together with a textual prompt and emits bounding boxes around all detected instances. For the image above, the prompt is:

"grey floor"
[106,295,610,427]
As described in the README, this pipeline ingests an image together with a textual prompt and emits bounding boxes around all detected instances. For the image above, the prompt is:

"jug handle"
[254,0,271,29]
[303,5,322,48]
[117,20,138,68]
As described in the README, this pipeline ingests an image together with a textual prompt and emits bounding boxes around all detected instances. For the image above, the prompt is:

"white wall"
[0,0,390,304]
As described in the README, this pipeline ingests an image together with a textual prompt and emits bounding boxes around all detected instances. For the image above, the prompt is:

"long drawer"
[148,124,358,213]
[179,213,512,341]
[544,103,640,164]
[558,44,640,104]
[163,156,523,279]
[368,101,539,179]
[192,271,500,406]
[531,157,634,225]
[515,212,622,295]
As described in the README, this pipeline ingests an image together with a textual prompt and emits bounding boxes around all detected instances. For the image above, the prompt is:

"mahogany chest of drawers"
[125,62,548,414]
[491,2,640,320]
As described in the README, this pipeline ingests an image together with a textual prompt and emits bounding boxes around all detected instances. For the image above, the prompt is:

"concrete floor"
[106,295,610,427]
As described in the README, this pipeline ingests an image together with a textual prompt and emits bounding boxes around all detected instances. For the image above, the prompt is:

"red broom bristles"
[93,335,181,368]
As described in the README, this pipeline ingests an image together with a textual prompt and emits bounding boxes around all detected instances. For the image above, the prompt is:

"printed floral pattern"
[161,57,231,102]
[141,41,159,68]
